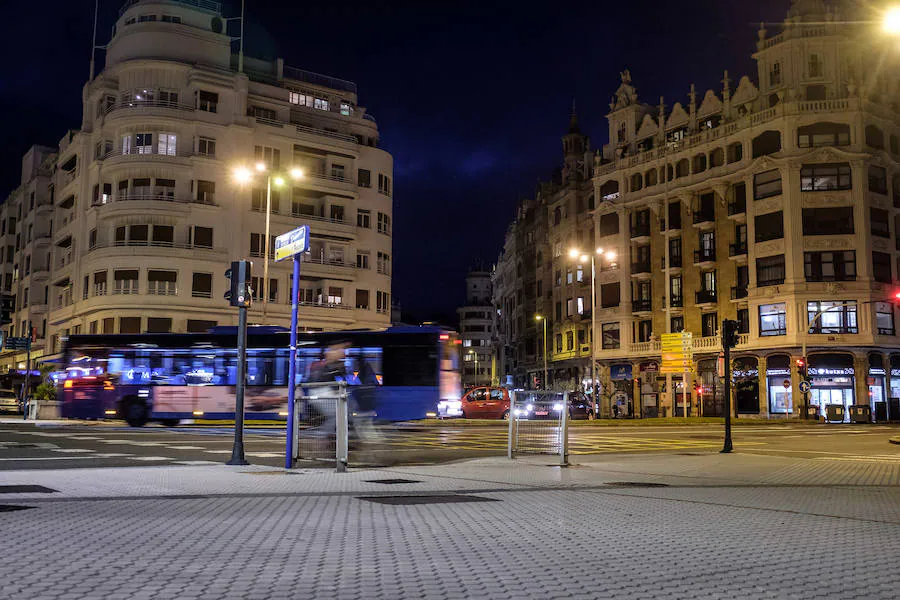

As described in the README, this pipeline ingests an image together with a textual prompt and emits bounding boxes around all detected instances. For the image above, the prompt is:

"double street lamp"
[567,247,616,416]
[233,163,304,324]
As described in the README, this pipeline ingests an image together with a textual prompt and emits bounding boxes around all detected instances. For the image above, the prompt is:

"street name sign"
[274,225,310,262]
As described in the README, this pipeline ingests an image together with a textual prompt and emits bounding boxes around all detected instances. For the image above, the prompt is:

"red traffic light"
[795,358,805,367]
[895,291,900,301]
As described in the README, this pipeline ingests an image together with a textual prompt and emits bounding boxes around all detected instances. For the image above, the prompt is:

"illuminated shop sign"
[808,367,854,376]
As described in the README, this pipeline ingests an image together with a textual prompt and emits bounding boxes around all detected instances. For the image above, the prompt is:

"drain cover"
[0,485,58,494]
[605,482,669,488]
[364,479,421,485]
[358,494,499,505]
[0,505,35,513]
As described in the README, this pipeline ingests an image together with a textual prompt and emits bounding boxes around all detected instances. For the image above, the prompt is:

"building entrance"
[809,379,854,422]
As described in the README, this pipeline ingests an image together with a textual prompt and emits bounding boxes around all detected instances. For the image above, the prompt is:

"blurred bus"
[59,325,461,426]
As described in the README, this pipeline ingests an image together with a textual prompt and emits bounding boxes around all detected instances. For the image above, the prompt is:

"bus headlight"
[553,403,563,411]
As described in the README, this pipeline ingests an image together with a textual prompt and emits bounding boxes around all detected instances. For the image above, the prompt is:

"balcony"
[147,281,177,296]
[692,211,715,226]
[104,98,196,118]
[661,295,684,309]
[727,197,746,217]
[693,248,716,265]
[729,242,748,257]
[630,223,651,239]
[112,282,139,295]
[731,286,748,300]
[633,299,652,312]
[631,261,651,275]
[696,289,718,304]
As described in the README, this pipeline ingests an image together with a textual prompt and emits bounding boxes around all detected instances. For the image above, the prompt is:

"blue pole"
[285,254,301,469]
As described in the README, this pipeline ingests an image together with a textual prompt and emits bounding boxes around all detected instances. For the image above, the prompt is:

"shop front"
[887,355,900,421]
[638,361,659,418]
[765,354,792,416]
[808,353,855,422]
[609,363,634,417]
[868,353,886,422]
[696,359,723,417]
[733,356,759,414]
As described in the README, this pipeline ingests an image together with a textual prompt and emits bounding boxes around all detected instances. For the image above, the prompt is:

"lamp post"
[568,247,616,416]
[234,164,303,324]
[535,315,548,390]
[467,350,479,387]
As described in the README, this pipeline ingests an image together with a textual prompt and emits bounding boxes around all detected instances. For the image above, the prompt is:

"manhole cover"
[0,505,35,513]
[0,485,58,494]
[358,494,500,505]
[605,482,669,488]
[364,479,421,485]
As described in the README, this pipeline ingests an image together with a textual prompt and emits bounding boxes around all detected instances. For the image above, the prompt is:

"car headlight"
[552,403,563,411]
[526,404,533,411]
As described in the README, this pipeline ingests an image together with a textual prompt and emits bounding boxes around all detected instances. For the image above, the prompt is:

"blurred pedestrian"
[305,340,349,435]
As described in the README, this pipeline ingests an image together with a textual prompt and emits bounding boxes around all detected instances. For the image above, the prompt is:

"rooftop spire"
[568,98,580,134]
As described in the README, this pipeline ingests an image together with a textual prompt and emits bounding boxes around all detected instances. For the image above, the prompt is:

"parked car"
[0,389,20,414]
[437,387,510,419]
[517,391,594,420]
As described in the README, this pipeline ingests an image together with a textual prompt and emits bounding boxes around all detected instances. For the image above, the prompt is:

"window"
[356,289,370,310]
[190,226,213,249]
[669,238,682,267]
[752,131,782,158]
[808,54,822,77]
[119,317,141,334]
[759,303,787,336]
[869,165,888,195]
[134,132,153,154]
[802,207,854,235]
[148,270,177,296]
[670,275,683,305]
[377,252,391,275]
[251,106,277,121]
[185,319,215,333]
[357,251,370,270]
[113,270,139,295]
[804,251,856,282]
[757,255,785,287]
[873,251,893,283]
[289,91,301,105]
[798,122,850,148]
[866,125,885,149]
[197,180,215,204]
[876,302,895,335]
[565,331,575,351]
[250,233,264,257]
[198,137,216,157]
[157,133,176,156]
[254,145,281,169]
[197,91,218,112]
[331,164,346,180]
[600,282,620,308]
[340,102,352,116]
[330,205,344,222]
[377,212,391,235]
[566,268,573,285]
[871,208,890,238]
[702,313,718,337]
[598,213,619,237]
[152,225,174,246]
[807,301,857,334]
[376,290,390,314]
[769,62,782,86]
[754,211,784,242]
[666,201,681,230]
[377,173,392,196]
[727,142,743,164]
[357,209,371,228]
[601,323,620,350]
[192,273,212,298]
[358,169,371,188]
[671,316,684,333]
[801,164,851,191]
[161,14,181,23]
[555,333,563,353]
[314,97,329,111]
[754,169,782,199]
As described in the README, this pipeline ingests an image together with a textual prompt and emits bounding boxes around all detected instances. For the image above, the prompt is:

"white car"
[0,389,20,413]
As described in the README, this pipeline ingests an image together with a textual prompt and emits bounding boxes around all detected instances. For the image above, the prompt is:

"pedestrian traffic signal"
[224,260,252,308]
[721,319,740,349]
[0,294,13,326]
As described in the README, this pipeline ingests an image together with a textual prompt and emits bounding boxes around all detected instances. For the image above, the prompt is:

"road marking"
[0,456,102,461]
[245,452,283,458]
[67,436,102,440]
[0,442,59,449]
[172,460,220,465]
[50,448,96,454]
[203,450,234,454]
[165,445,207,450]
[126,456,173,461]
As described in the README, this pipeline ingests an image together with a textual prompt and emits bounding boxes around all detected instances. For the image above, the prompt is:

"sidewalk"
[1,453,899,599]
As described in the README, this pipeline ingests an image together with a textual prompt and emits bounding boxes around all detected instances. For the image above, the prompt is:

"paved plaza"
[1,444,899,599]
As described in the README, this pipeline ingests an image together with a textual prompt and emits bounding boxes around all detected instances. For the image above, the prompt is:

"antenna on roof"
[89,0,99,81]
[238,0,245,73]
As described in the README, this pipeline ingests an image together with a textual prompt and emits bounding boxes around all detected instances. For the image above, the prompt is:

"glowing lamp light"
[290,168,304,179]
[273,176,286,187]
[580,254,589,263]
[596,247,604,254]
[884,7,900,35]
[233,166,253,184]
[255,162,267,172]
[606,251,617,261]
[568,248,579,258]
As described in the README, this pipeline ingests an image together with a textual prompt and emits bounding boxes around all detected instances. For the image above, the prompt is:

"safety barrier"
[508,390,569,466]
[293,381,349,472]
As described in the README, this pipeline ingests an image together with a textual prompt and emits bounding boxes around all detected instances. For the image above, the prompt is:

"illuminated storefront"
[808,353,854,422]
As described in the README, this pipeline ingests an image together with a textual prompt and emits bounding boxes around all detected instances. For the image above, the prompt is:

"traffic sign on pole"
[799,380,811,394]
[274,225,310,262]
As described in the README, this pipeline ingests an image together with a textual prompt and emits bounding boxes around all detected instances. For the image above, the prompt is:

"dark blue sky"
[0,0,793,324]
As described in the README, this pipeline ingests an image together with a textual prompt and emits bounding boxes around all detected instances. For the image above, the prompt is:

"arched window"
[645,168,658,187]
[630,173,643,192]
[866,124,885,149]
[599,180,620,201]
[693,154,707,173]
[711,147,726,167]
[553,207,562,226]
[798,122,850,148]
[675,159,690,178]
[752,130,782,158]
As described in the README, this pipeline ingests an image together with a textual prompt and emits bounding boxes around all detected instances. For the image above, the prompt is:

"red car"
[460,387,511,419]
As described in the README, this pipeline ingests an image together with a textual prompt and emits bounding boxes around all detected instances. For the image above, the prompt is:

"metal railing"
[633,299,652,312]
[294,381,350,472]
[728,197,746,215]
[731,286,748,300]
[696,289,718,304]
[630,223,650,238]
[147,281,177,296]
[105,100,195,115]
[631,261,651,274]
[508,391,568,466]
[119,0,220,15]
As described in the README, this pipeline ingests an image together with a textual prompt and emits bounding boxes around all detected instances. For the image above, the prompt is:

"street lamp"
[233,164,304,324]
[467,350,479,386]
[884,7,900,34]
[568,246,615,416]
[535,315,548,390]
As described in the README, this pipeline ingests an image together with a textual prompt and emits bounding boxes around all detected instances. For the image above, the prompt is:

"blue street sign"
[610,364,633,381]
[3,337,30,351]
[799,380,811,394]
[274,225,310,262]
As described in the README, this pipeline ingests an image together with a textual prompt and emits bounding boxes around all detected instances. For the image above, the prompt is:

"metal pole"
[238,0,245,73]
[285,255,301,469]
[542,319,548,390]
[683,368,689,418]
[590,256,597,416]
[25,332,31,419]
[335,382,348,472]
[262,174,271,324]
[507,391,517,459]
[227,305,250,465]
[560,391,569,466]
[722,329,733,453]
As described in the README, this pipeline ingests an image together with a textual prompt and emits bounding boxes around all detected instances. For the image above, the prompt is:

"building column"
[854,352,870,409]
[884,353,893,422]
[758,355,769,419]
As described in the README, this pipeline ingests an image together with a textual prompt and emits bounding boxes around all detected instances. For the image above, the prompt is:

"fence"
[292,381,349,472]
[508,391,569,466]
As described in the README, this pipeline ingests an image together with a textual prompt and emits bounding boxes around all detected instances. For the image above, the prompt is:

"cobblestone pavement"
[0,453,899,599]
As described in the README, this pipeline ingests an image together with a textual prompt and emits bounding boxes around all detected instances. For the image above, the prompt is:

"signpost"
[4,334,33,417]
[276,225,310,469]
[661,332,692,418]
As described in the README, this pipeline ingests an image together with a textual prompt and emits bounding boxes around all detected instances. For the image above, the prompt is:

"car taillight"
[103,381,114,391]
[64,380,73,389]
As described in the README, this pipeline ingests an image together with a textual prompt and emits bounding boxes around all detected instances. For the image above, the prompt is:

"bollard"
[335,383,348,473]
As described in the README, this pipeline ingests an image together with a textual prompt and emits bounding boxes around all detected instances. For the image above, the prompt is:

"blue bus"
[59,325,461,426]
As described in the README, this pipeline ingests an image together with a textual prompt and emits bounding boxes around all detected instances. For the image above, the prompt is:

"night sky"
[0,0,794,324]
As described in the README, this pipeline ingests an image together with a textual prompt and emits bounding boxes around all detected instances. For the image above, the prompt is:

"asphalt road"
[0,420,899,469]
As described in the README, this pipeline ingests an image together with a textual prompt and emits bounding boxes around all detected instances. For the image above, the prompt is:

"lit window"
[314,98,329,111]
[340,102,352,116]
[157,133,176,156]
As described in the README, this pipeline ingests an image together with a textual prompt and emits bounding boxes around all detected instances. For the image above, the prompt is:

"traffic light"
[796,357,807,380]
[224,260,252,308]
[0,294,13,326]
[721,319,740,349]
